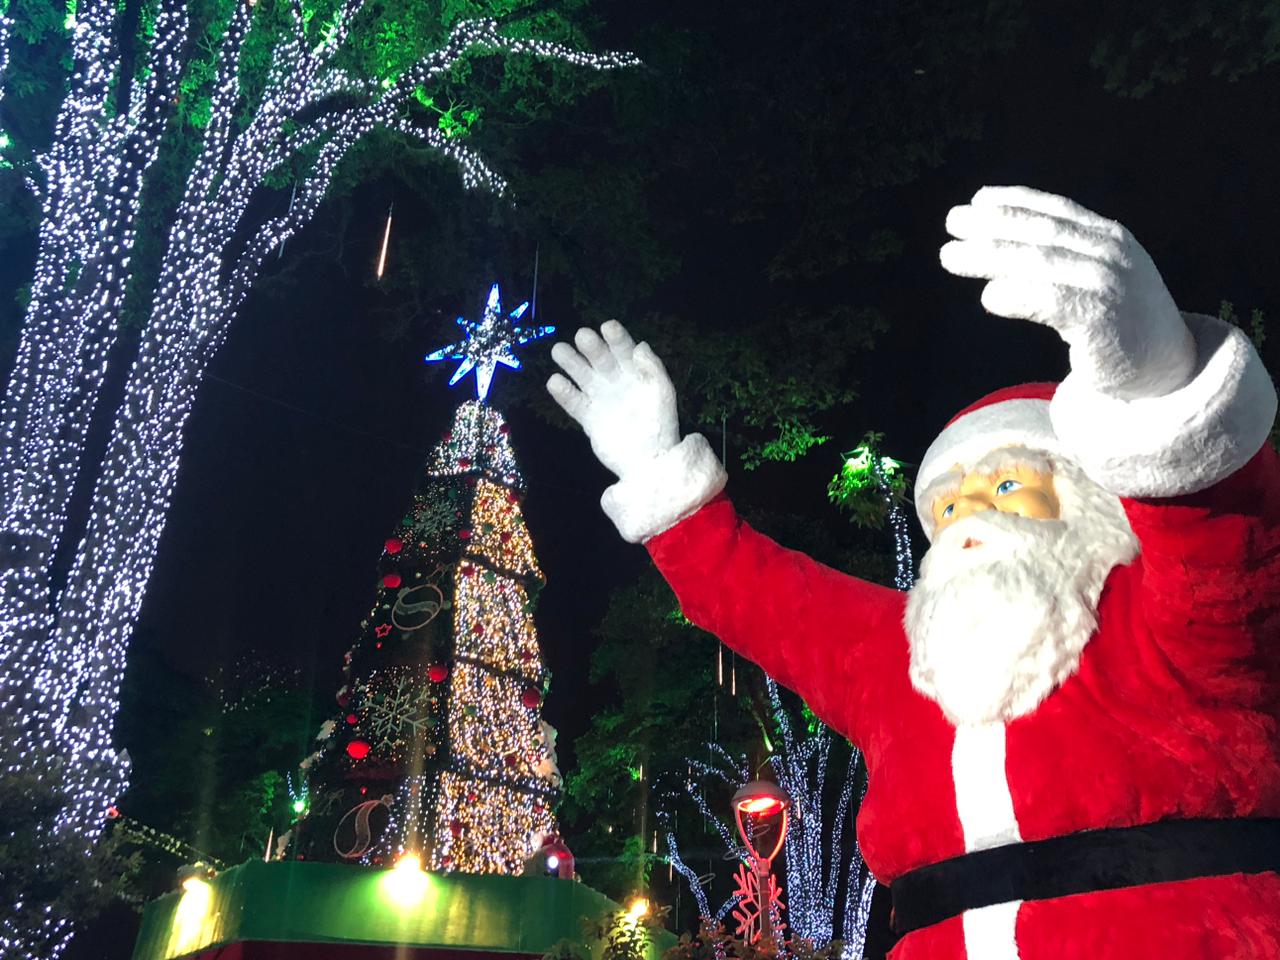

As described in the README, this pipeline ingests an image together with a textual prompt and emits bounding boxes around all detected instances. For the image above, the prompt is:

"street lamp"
[732,780,790,941]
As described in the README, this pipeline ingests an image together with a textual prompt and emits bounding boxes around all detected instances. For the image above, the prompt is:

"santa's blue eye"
[996,479,1022,495]
[941,503,955,518]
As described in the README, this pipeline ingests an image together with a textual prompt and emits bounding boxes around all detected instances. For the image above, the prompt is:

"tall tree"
[0,1,633,955]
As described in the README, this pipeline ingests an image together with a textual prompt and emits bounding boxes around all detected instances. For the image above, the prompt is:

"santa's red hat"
[915,383,1061,535]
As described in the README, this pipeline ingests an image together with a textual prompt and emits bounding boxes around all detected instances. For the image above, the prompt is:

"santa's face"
[931,458,1060,533]
[905,447,1138,726]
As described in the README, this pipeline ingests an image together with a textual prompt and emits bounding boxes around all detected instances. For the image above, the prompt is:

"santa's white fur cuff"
[1051,313,1277,497]
[601,433,728,543]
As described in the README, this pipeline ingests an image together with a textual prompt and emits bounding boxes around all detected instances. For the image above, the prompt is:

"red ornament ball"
[346,740,371,760]
[506,490,519,504]
[498,424,510,435]
[521,687,542,709]
[459,528,472,541]
[459,457,472,469]
[467,792,478,804]
[346,713,359,725]
[504,752,519,767]
[382,572,402,589]
[385,537,403,555]
[460,564,475,577]
[499,531,512,544]
[336,689,350,708]
[428,664,449,683]
[449,819,464,838]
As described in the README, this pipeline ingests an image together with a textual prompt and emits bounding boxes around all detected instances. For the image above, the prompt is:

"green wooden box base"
[131,860,672,960]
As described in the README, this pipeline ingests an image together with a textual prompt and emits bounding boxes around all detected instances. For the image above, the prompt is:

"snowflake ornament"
[356,667,437,760]
[424,283,554,401]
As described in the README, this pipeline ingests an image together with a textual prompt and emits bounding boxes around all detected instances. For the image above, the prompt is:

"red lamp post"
[732,780,790,942]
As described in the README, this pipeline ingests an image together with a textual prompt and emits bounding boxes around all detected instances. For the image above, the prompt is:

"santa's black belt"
[889,817,1280,936]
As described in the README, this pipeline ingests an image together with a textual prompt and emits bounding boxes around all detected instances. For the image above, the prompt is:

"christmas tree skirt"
[131,860,670,960]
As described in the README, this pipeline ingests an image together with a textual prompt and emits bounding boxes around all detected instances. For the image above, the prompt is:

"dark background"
[132,6,1277,757]
[3,0,1279,953]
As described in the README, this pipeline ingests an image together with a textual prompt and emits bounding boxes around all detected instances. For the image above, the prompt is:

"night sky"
[15,5,1279,814]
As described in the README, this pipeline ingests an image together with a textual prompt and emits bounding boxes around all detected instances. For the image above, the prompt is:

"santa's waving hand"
[550,187,1280,960]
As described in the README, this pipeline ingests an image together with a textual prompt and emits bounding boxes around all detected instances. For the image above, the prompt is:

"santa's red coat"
[646,446,1280,959]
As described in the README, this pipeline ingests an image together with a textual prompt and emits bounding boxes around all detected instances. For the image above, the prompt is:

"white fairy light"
[0,5,636,956]
[656,682,874,950]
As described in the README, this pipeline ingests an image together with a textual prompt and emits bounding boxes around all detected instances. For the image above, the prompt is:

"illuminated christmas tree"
[298,284,561,873]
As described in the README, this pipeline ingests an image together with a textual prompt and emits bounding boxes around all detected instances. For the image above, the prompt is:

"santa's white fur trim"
[962,901,1022,960]
[601,433,727,543]
[1051,312,1277,497]
[952,723,1022,852]
[916,399,1059,534]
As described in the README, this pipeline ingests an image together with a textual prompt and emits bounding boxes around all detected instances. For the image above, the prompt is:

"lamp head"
[731,780,791,866]
[732,780,790,817]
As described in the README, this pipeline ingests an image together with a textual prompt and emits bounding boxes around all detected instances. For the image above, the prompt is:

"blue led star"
[424,283,555,401]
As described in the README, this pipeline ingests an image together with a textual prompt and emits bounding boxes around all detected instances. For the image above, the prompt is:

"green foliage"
[559,570,759,901]
[0,718,142,940]
[826,431,908,529]
[1089,0,1280,97]
[544,905,672,960]
[633,313,866,472]
[663,920,846,960]
[115,644,318,873]
[1219,299,1268,352]
[591,906,671,960]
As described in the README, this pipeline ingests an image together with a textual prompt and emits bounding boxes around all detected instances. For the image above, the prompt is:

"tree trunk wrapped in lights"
[0,0,187,744]
[297,397,561,873]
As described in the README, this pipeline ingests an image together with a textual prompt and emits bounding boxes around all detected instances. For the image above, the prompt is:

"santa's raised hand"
[546,321,680,478]
[940,185,1196,400]
[547,321,727,543]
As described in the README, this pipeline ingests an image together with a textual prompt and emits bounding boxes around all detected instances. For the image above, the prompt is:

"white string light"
[656,682,876,950]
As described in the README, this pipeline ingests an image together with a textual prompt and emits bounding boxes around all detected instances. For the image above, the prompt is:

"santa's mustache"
[927,509,1070,567]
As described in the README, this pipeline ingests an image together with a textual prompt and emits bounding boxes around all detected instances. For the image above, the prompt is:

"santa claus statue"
[548,186,1280,958]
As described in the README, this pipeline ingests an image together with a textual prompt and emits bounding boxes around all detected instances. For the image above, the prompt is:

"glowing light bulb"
[627,898,649,920]
[546,854,560,870]
[383,851,430,906]
[181,876,209,895]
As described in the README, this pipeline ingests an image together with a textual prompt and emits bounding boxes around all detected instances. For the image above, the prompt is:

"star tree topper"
[425,283,554,401]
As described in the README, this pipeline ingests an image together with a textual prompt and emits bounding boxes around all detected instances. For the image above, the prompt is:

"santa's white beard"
[905,464,1138,727]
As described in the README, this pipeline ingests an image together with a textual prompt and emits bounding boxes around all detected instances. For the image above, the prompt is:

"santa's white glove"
[547,321,727,543]
[940,185,1195,400]
[546,321,679,477]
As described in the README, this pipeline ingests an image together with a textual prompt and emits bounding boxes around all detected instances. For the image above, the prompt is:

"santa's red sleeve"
[595,433,903,745]
[1050,311,1280,679]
